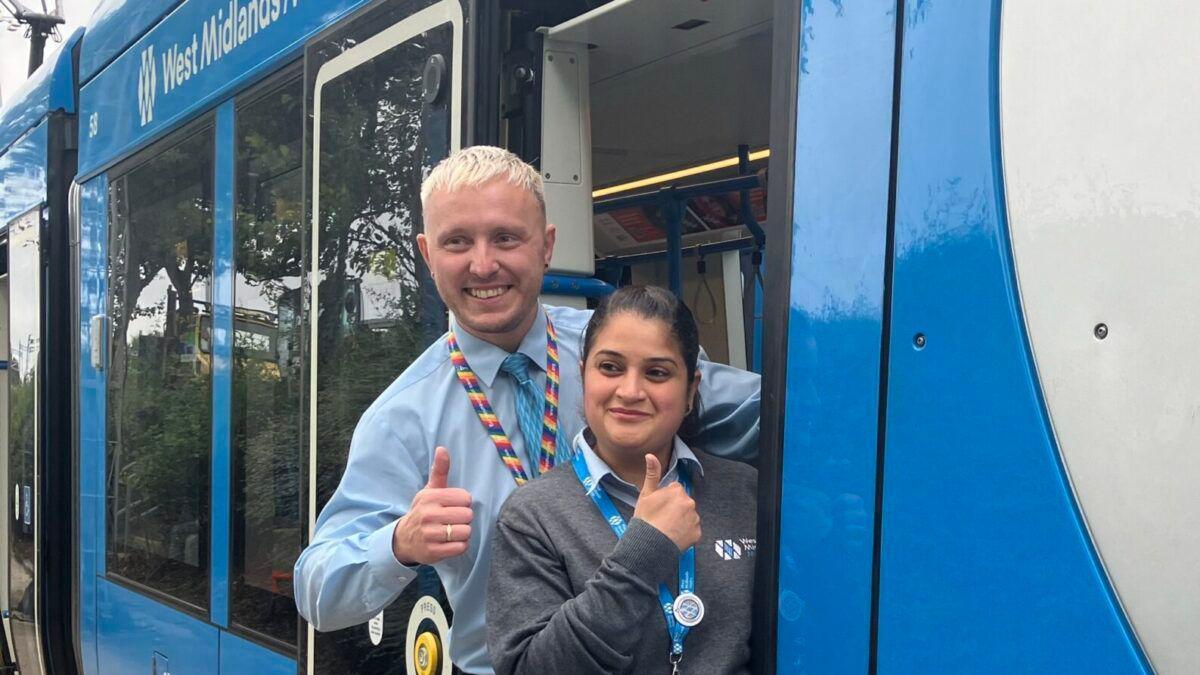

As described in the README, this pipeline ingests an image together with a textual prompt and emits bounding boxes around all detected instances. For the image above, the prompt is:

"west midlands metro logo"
[714,538,757,560]
[131,0,302,128]
[138,45,157,126]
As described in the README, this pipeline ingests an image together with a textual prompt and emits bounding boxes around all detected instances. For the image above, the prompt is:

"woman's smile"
[607,407,651,422]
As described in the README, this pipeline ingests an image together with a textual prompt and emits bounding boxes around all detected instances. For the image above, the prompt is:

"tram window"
[106,126,214,611]
[231,76,303,646]
[305,16,454,669]
[310,22,451,517]
[6,206,41,660]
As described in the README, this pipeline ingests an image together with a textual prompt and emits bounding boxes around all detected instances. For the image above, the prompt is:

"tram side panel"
[76,174,108,675]
[766,0,897,671]
[876,2,1153,673]
[69,0,467,672]
[1001,1,1200,672]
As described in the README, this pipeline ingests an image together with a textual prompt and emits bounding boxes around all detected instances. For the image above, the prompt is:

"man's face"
[418,178,556,350]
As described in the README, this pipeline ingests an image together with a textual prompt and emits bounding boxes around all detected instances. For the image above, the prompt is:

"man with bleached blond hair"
[293,145,759,674]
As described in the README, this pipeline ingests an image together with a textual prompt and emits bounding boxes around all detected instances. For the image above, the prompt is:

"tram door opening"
[531,0,772,372]
[303,1,461,673]
[298,0,773,671]
[512,0,777,660]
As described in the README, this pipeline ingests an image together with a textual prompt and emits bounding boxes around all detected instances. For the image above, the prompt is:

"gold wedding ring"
[444,523,453,542]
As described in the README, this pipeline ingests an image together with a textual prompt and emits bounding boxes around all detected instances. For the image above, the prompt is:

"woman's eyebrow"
[593,350,679,365]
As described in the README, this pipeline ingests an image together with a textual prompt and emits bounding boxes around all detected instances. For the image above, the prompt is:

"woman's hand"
[632,454,701,552]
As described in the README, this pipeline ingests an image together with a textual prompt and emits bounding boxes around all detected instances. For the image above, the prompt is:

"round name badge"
[672,592,705,627]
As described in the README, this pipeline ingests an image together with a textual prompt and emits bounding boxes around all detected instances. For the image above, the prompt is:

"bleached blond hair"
[420,145,546,219]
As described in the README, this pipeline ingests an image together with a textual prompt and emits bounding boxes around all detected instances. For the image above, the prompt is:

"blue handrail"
[541,274,615,298]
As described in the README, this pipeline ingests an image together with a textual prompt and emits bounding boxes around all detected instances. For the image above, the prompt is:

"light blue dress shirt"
[293,304,760,674]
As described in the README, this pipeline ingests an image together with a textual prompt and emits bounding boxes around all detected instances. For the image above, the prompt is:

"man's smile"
[465,285,513,300]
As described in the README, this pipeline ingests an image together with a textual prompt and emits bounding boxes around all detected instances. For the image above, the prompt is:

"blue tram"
[0,0,1196,673]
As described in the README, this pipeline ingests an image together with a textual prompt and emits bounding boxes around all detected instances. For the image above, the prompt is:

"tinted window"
[307,16,453,673]
[106,127,214,609]
[231,77,303,645]
[6,206,41,664]
[311,24,451,518]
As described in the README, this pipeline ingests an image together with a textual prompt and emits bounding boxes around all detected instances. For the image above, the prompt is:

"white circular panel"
[405,595,452,675]
[1001,2,1200,672]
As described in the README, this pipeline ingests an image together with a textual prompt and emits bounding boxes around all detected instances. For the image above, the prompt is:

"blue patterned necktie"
[499,353,545,477]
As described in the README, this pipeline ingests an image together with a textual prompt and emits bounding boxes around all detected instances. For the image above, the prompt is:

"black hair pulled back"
[581,285,703,444]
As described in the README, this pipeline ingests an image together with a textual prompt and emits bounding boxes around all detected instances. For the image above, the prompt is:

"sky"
[1,0,100,106]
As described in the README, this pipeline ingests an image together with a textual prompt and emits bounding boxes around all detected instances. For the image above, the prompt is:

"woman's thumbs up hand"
[632,454,701,552]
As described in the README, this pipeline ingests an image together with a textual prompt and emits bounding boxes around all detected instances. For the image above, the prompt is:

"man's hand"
[392,446,474,565]
[632,454,701,552]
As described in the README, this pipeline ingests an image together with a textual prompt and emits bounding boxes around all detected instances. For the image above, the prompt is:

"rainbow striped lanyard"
[446,315,560,486]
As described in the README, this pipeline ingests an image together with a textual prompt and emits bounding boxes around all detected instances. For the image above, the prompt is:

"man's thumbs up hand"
[427,445,451,489]
[392,446,474,565]
[632,453,701,552]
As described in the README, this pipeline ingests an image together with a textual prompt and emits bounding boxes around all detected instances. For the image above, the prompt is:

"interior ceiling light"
[592,149,771,198]
[672,19,709,30]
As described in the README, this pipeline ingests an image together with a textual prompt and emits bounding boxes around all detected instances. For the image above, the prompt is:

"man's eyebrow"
[435,227,467,241]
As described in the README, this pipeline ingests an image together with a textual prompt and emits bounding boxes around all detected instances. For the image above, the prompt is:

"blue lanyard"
[570,450,696,658]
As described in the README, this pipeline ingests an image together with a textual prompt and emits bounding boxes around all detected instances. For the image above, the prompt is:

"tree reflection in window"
[312,24,451,514]
[106,127,214,610]
[7,207,42,664]
[231,77,303,646]
[307,20,453,672]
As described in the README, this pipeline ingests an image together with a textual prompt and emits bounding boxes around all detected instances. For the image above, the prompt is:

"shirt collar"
[572,429,704,497]
[449,306,548,387]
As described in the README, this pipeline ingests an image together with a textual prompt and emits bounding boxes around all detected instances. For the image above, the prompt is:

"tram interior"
[532,0,772,368]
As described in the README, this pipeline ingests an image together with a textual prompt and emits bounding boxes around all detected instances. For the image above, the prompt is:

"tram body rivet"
[513,66,534,84]
[913,333,926,349]
[1094,323,1109,340]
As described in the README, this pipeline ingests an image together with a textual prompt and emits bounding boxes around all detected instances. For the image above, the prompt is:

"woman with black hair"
[486,285,757,675]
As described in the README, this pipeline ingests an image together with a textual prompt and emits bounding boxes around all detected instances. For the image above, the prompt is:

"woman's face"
[582,312,699,460]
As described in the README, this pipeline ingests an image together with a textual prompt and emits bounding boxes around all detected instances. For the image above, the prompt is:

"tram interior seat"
[539,0,772,367]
